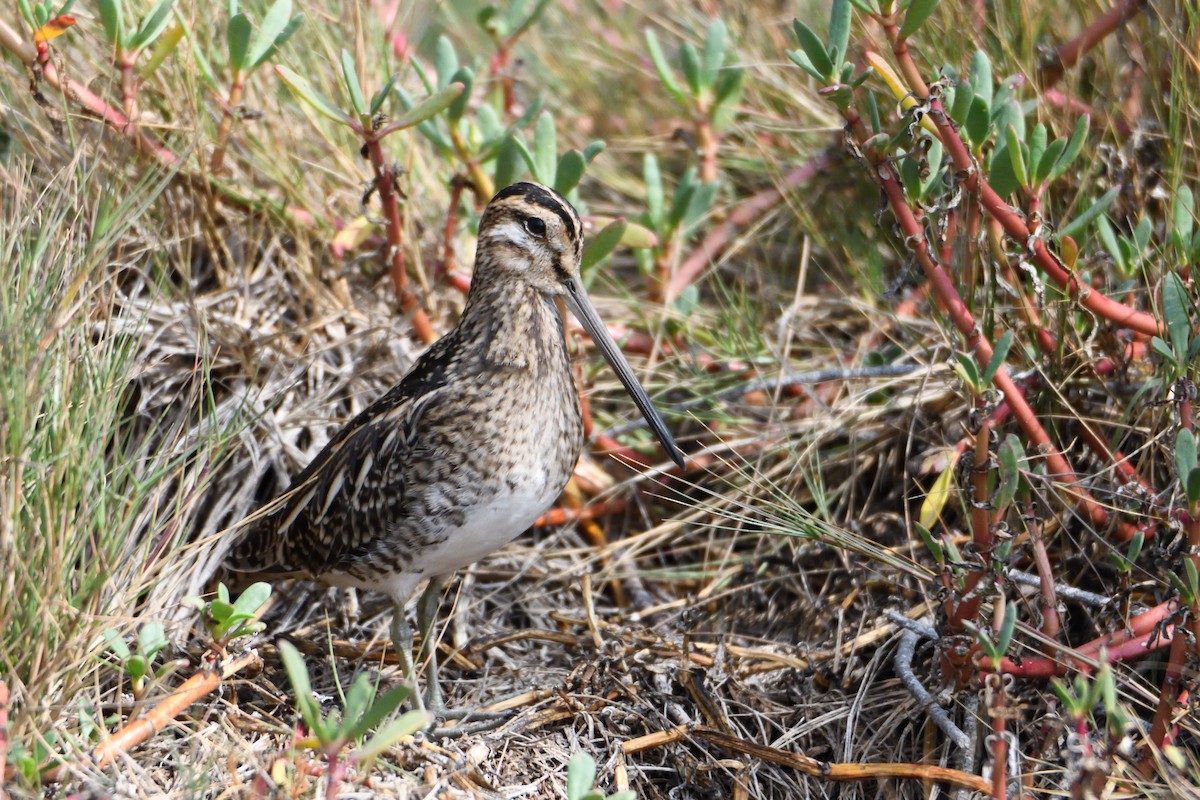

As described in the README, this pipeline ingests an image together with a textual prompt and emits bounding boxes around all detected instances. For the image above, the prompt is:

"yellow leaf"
[331,215,373,257]
[863,52,940,139]
[34,15,76,44]
[918,451,959,530]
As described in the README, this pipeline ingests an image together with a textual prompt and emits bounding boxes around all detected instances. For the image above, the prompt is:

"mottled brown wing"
[227,340,456,576]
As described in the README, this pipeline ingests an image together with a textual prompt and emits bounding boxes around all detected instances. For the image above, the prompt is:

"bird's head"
[476,181,584,296]
[474,181,686,469]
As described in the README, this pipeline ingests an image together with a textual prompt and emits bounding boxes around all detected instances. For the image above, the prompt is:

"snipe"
[228,181,684,725]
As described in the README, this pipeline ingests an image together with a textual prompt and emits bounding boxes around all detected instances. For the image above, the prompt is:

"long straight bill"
[564,277,686,469]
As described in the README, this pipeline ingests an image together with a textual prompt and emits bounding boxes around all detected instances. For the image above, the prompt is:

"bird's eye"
[524,216,547,237]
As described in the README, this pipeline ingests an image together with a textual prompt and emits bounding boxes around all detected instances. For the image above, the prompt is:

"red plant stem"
[696,116,718,184]
[987,673,1007,800]
[665,148,837,302]
[0,19,176,162]
[1029,518,1062,642]
[990,624,1172,677]
[438,179,466,282]
[1043,88,1133,138]
[985,603,1174,677]
[361,135,436,344]
[534,497,628,528]
[947,419,992,629]
[841,103,1142,542]
[119,52,138,121]
[490,45,515,117]
[1146,632,1190,749]
[1038,0,1149,88]
[210,73,245,174]
[882,23,1162,339]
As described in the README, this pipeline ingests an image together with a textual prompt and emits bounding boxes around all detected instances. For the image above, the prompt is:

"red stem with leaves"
[210,73,245,174]
[361,134,436,345]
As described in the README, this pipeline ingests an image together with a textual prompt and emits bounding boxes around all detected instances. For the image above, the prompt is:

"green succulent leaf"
[278,640,329,741]
[1187,468,1200,507]
[1035,139,1066,185]
[994,434,1023,509]
[969,49,992,106]
[948,80,973,125]
[828,0,852,71]
[1050,114,1089,180]
[679,42,702,95]
[231,582,272,618]
[129,0,173,51]
[246,0,294,65]
[700,17,727,91]
[963,95,991,147]
[1057,186,1121,240]
[347,684,412,741]
[644,28,687,106]
[554,150,586,196]
[138,622,167,657]
[357,710,431,763]
[369,72,398,116]
[1027,123,1046,180]
[531,111,557,184]
[494,133,526,188]
[982,330,1013,384]
[566,752,597,800]
[98,0,126,48]
[104,628,131,660]
[1172,186,1195,251]
[1177,428,1198,482]
[444,67,473,121]
[226,12,252,72]
[644,153,664,230]
[140,20,182,78]
[434,35,458,89]
[340,50,366,116]
[277,65,351,123]
[581,219,628,273]
[899,0,940,39]
[792,19,832,80]
[1004,125,1027,188]
[1162,271,1191,364]
[381,82,464,135]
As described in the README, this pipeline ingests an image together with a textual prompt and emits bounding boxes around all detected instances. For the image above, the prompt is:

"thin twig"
[894,628,972,748]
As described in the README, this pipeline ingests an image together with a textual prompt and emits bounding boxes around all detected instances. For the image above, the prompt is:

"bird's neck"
[459,273,565,370]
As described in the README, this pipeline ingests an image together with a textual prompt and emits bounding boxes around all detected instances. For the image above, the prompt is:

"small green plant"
[636,154,717,303]
[278,640,429,791]
[399,33,548,204]
[102,621,173,700]
[477,0,552,116]
[276,52,462,342]
[964,603,1017,665]
[566,752,635,800]
[1150,272,1200,381]
[97,0,182,115]
[1051,657,1128,736]
[185,581,271,652]
[200,0,304,173]
[645,17,744,182]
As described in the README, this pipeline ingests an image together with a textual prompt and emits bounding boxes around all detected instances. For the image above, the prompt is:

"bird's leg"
[389,602,425,714]
[416,575,445,715]
[416,576,515,738]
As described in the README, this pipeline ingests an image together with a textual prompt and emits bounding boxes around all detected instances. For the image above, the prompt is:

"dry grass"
[2,0,1199,797]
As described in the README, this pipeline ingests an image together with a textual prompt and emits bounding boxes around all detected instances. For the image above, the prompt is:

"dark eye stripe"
[493,182,580,244]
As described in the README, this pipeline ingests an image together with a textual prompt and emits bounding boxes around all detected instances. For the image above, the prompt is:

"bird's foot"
[426,707,515,739]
